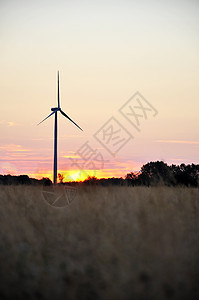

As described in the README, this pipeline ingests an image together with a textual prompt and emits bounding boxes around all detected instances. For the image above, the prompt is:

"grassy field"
[0,185,199,299]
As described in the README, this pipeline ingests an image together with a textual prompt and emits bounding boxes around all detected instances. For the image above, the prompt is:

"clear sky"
[0,0,199,181]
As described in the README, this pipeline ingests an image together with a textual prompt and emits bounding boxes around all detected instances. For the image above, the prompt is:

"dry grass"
[0,185,199,299]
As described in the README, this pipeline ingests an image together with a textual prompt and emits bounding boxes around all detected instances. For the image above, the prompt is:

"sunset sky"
[0,0,199,181]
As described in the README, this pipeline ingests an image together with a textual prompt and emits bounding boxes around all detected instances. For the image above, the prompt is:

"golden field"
[0,185,199,299]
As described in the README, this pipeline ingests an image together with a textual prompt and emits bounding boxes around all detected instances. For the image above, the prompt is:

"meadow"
[0,185,198,299]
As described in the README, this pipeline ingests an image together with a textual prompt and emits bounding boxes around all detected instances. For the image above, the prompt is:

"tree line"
[0,161,198,187]
[0,175,52,186]
[125,161,199,187]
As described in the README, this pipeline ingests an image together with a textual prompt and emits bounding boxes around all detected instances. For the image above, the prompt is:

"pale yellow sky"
[0,0,199,180]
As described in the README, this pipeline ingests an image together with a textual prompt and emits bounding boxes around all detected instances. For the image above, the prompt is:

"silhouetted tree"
[83,176,98,185]
[41,177,53,186]
[58,173,64,184]
[171,163,199,186]
[125,172,138,186]
[138,161,175,186]
[18,175,31,185]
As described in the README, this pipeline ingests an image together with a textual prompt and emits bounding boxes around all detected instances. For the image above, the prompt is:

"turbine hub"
[51,107,59,111]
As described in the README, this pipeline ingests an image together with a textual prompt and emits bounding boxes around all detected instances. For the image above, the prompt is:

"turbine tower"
[38,71,83,184]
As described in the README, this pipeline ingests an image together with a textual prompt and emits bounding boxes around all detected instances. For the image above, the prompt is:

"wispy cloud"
[156,140,199,145]
[60,135,83,139]
[0,144,31,152]
[61,155,80,159]
[0,120,20,127]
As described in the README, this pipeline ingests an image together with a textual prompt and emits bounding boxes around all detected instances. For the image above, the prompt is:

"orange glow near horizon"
[30,168,131,182]
[28,159,142,182]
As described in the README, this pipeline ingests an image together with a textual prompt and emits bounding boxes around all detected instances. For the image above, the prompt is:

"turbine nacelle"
[51,107,60,112]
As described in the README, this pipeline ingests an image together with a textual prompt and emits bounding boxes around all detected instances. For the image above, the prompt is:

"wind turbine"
[38,71,83,184]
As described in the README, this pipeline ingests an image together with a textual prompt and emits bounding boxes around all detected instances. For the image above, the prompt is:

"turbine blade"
[60,109,83,131]
[58,71,60,108]
[37,109,58,125]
